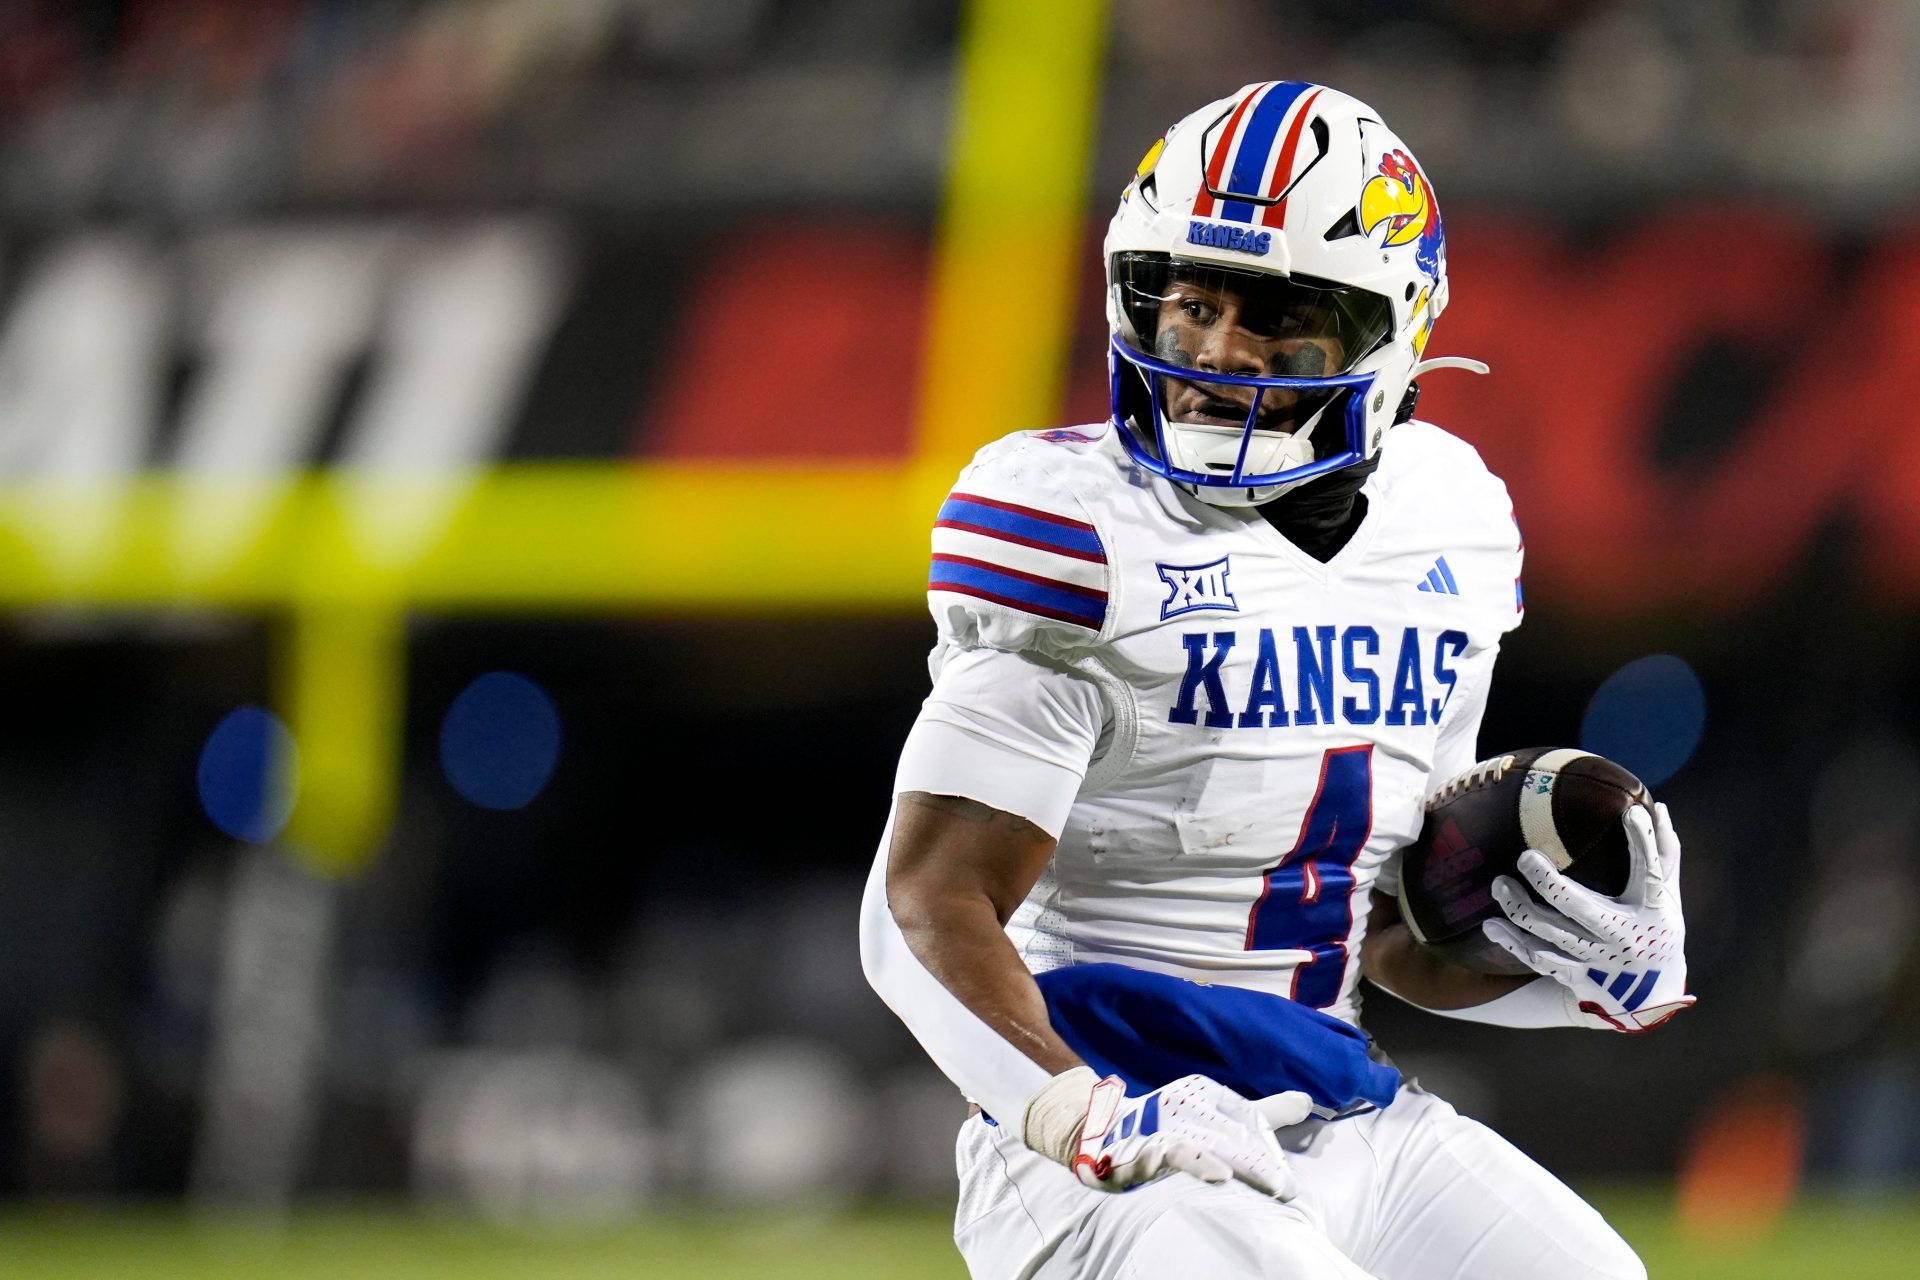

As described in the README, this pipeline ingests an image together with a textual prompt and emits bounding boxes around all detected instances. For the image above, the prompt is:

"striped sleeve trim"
[929,491,1109,632]
[929,557,1107,629]
[934,493,1106,563]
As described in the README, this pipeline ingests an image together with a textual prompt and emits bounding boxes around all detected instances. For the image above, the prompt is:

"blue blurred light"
[197,705,298,843]
[1579,654,1706,788]
[439,671,562,810]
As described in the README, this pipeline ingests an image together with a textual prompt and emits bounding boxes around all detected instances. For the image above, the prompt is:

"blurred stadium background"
[1,0,1918,1275]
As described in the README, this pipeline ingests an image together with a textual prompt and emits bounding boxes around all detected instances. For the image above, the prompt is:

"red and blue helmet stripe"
[1192,82,1323,229]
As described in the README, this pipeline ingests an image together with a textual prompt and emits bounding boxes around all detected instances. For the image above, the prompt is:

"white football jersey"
[927,420,1523,1025]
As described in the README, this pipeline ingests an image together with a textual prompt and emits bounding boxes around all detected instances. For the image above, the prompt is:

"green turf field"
[6,1192,1917,1278]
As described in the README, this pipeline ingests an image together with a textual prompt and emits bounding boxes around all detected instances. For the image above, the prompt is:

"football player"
[862,81,1688,1279]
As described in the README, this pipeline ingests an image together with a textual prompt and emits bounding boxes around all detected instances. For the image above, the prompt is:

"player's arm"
[1365,797,1695,1031]
[883,789,1081,1076]
[860,644,1304,1196]
[1360,890,1532,1009]
[1361,631,1545,1017]
[857,643,1092,1128]
[860,458,1112,1123]
[1364,636,1693,1031]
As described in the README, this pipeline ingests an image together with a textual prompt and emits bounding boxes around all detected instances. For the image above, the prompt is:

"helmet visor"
[1113,252,1391,428]
[1107,252,1396,492]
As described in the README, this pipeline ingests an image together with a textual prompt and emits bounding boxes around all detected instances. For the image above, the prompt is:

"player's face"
[1153,275,1348,433]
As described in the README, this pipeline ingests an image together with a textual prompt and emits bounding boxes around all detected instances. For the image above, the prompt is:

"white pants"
[953,1085,1645,1280]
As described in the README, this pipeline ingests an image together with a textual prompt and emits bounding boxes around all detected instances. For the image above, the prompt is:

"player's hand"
[1072,1074,1311,1197]
[1481,802,1694,1032]
[1491,802,1686,970]
[1023,1067,1312,1197]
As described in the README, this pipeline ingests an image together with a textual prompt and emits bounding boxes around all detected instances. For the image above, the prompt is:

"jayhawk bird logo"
[1361,149,1431,247]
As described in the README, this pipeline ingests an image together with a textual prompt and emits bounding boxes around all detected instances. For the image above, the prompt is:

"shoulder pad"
[928,434,1112,657]
[1382,422,1516,532]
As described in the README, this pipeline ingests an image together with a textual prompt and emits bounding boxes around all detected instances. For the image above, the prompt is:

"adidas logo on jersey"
[1415,556,1460,595]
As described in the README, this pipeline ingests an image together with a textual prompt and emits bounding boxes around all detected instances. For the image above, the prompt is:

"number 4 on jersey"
[1244,745,1374,1009]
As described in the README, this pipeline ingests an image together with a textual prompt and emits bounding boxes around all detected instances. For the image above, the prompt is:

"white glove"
[1481,802,1696,1032]
[1022,1067,1312,1197]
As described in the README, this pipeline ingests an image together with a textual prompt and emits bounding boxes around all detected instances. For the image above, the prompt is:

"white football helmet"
[1106,81,1483,506]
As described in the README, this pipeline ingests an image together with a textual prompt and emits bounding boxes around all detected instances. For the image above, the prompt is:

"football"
[1396,748,1652,975]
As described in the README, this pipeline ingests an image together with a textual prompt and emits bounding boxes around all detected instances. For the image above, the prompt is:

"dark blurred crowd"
[1,0,1915,223]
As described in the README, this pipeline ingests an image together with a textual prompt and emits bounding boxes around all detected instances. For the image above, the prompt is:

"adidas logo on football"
[1415,556,1460,595]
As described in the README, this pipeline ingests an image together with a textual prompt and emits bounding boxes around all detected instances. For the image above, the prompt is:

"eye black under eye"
[1273,345,1330,376]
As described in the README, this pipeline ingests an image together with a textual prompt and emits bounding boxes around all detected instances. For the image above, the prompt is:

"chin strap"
[1409,356,1490,378]
[1259,395,1322,474]
[1398,355,1491,425]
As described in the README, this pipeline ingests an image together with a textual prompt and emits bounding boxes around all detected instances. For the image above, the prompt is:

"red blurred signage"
[1421,209,1920,611]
